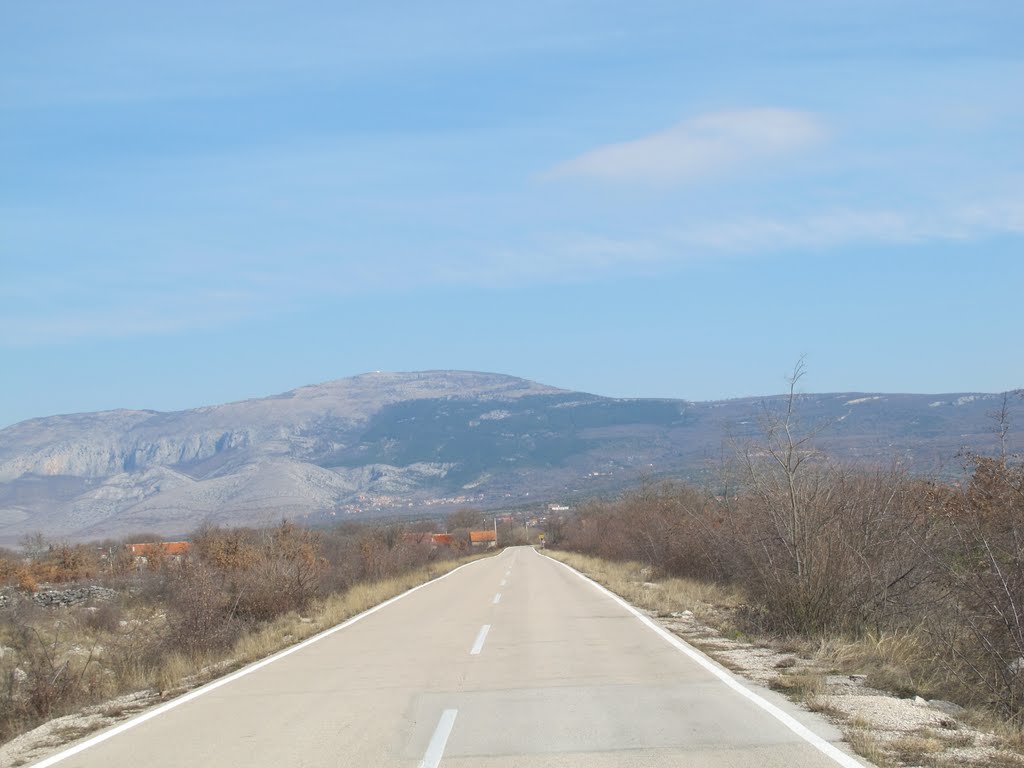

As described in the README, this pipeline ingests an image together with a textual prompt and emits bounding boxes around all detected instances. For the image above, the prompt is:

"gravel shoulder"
[650,601,1024,767]
[0,691,157,768]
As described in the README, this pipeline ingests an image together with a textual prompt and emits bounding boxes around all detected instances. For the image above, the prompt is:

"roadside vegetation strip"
[540,549,867,768]
[543,549,1024,768]
[542,549,743,622]
[24,552,497,768]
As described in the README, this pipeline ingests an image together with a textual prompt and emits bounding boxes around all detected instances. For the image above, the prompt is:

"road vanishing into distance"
[35,547,867,768]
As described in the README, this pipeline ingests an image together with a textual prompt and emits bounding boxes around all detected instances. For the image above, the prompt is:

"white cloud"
[547,108,826,184]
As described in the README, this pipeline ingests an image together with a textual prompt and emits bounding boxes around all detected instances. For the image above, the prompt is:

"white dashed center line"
[418,709,458,768]
[470,624,491,655]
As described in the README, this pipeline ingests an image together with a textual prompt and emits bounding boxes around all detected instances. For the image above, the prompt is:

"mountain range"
[0,371,1018,544]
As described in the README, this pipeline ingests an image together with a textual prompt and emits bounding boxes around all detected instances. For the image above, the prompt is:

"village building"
[127,541,190,568]
[469,530,497,549]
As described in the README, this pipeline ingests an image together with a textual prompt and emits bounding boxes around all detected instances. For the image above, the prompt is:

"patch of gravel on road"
[0,691,158,768]
[651,609,1024,768]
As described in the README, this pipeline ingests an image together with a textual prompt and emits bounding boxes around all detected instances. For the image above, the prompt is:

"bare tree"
[989,392,1013,460]
[742,358,826,582]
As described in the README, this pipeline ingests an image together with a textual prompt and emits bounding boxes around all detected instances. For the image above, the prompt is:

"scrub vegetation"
[0,520,487,746]
[551,369,1024,735]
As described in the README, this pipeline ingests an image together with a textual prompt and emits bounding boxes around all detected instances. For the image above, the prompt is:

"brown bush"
[164,562,240,657]
[923,456,1024,717]
[192,525,259,571]
[12,623,102,721]
[16,568,38,593]
[723,464,927,635]
[84,602,123,633]
[563,483,726,582]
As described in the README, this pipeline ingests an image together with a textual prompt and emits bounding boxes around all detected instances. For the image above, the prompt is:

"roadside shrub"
[724,464,927,635]
[84,601,123,633]
[924,456,1024,717]
[563,483,725,582]
[7,620,103,722]
[164,562,240,657]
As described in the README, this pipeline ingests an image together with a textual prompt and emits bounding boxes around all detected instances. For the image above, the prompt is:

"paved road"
[37,547,866,767]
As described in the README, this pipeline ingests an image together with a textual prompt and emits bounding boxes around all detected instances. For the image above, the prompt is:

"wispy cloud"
[433,197,1024,284]
[546,109,826,184]
[668,199,1024,253]
[3,197,1021,348]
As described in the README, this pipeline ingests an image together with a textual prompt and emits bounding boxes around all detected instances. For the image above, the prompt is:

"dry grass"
[770,670,825,700]
[965,711,1024,759]
[934,727,975,748]
[50,724,96,743]
[806,695,841,718]
[845,726,894,767]
[544,550,742,625]
[814,630,945,701]
[151,652,192,696]
[890,731,946,763]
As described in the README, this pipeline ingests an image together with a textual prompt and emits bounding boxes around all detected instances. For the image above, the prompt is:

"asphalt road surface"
[35,546,868,768]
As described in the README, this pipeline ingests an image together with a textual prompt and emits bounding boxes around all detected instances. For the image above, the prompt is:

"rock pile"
[0,586,116,609]
[31,586,117,607]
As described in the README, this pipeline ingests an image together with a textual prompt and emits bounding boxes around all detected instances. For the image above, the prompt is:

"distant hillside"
[0,371,1018,544]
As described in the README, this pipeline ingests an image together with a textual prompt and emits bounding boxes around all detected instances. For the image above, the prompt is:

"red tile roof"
[129,541,190,556]
[469,530,496,543]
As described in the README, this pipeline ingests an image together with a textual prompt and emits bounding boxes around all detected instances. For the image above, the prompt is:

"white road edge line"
[29,557,493,768]
[470,624,491,655]
[540,550,866,768]
[419,708,458,768]
[500,579,507,587]
[493,593,502,604]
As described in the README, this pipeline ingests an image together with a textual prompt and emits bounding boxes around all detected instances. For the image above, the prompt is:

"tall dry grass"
[544,549,742,626]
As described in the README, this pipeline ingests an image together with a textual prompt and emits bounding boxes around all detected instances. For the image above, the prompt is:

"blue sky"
[2,1,1022,427]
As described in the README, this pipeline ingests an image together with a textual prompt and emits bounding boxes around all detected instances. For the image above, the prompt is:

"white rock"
[929,699,966,717]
